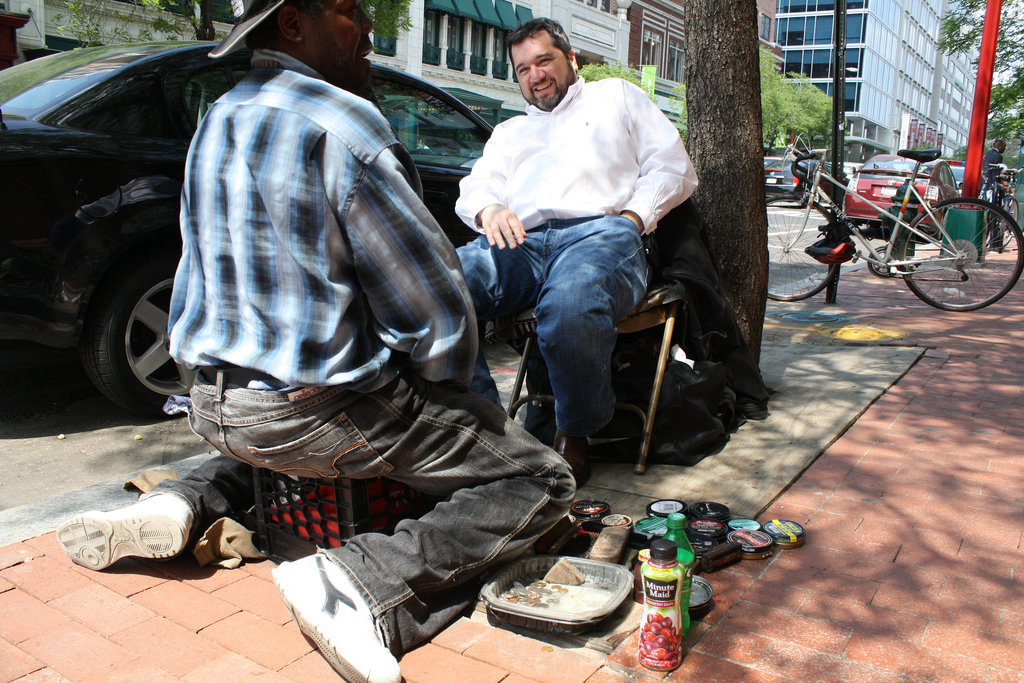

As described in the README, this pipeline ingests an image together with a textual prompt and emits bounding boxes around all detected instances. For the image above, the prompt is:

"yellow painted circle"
[828,325,902,341]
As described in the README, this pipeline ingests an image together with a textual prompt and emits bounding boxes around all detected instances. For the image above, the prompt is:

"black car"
[0,42,492,414]
[763,156,798,198]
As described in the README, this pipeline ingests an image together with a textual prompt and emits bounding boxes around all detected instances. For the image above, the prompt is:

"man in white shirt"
[455,17,698,483]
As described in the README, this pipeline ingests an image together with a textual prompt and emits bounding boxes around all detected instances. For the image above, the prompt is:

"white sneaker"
[56,493,193,570]
[273,553,401,683]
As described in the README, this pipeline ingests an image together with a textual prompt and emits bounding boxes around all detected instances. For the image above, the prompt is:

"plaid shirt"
[169,57,476,390]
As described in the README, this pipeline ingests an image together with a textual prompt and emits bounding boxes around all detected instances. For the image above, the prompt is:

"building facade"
[774,0,974,161]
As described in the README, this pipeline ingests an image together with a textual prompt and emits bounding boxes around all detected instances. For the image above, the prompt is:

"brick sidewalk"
[2,266,1023,682]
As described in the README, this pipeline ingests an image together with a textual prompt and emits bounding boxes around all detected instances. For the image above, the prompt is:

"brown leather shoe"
[553,430,591,485]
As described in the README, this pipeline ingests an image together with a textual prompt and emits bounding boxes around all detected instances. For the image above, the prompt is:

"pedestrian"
[983,138,1007,189]
[55,1,574,681]
[455,17,698,484]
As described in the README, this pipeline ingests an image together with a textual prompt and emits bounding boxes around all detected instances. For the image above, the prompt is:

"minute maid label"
[644,576,678,605]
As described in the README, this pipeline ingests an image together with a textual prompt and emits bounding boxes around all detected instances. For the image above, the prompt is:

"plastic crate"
[252,468,434,562]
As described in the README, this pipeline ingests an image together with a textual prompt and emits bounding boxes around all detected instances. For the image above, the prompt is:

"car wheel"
[79,252,194,415]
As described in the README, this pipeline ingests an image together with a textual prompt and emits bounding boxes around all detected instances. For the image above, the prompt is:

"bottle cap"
[666,511,687,528]
[650,538,677,562]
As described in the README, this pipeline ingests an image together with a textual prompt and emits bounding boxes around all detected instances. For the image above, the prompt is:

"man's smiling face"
[511,30,578,111]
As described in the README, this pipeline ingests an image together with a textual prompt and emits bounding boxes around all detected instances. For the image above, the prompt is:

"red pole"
[961,0,1002,198]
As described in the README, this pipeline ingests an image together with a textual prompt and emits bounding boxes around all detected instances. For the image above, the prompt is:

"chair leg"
[507,336,534,417]
[634,301,679,475]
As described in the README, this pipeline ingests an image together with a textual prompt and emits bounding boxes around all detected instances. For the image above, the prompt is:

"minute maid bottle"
[638,538,684,671]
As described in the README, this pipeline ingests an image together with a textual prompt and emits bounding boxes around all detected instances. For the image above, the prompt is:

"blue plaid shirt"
[168,56,476,391]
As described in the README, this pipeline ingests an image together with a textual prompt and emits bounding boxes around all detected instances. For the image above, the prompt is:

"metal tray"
[479,555,632,634]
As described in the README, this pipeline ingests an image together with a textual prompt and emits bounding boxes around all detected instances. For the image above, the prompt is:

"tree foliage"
[578,63,687,140]
[59,0,410,46]
[760,48,832,153]
[939,0,1024,140]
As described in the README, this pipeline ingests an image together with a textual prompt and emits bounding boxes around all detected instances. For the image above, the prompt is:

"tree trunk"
[194,0,215,41]
[683,0,767,361]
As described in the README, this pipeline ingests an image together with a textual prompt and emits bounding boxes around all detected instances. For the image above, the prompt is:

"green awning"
[425,0,457,13]
[494,0,519,30]
[473,0,503,28]
[444,87,505,110]
[515,4,533,24]
[450,0,481,20]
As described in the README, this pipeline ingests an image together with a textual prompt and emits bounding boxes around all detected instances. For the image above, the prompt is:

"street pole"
[961,0,1003,198]
[825,0,847,304]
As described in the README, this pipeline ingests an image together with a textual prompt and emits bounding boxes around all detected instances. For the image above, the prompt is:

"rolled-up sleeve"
[340,143,478,386]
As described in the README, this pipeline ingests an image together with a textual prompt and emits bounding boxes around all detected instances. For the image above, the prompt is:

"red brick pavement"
[2,267,1023,682]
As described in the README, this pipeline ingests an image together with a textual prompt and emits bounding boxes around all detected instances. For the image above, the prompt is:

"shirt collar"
[526,76,584,116]
[251,49,324,81]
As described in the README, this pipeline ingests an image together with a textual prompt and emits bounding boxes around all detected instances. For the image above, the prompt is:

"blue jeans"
[457,215,649,436]
[159,369,575,656]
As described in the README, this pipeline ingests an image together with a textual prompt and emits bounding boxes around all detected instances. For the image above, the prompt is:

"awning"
[494,0,519,30]
[444,87,505,110]
[444,87,507,124]
[425,0,457,13]
[515,4,534,24]
[473,0,503,28]
[450,0,481,21]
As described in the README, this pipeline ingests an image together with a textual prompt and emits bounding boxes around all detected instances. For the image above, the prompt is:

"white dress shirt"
[455,76,698,234]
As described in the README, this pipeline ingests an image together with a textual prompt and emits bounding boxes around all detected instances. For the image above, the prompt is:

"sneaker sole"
[56,513,184,570]
[275,580,369,683]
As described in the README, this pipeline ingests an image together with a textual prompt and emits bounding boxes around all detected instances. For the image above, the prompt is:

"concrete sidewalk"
[2,266,1023,682]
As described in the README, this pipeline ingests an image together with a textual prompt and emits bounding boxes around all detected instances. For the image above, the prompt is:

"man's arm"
[618,80,698,233]
[340,143,478,386]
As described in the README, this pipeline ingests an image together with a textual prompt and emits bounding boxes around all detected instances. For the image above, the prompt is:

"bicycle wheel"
[766,197,838,301]
[898,197,1024,311]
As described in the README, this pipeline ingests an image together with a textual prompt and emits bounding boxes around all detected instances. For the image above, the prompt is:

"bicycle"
[766,147,1024,311]
[982,164,1019,224]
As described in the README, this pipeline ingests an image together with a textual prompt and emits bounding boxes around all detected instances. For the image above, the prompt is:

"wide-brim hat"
[209,0,288,58]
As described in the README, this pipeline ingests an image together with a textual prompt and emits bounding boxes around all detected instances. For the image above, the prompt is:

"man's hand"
[476,204,527,249]
[620,210,645,233]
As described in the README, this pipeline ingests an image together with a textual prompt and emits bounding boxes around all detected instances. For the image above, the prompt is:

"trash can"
[944,207,985,262]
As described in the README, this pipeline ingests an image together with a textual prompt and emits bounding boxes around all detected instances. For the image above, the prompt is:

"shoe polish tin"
[688,501,731,522]
[726,529,774,559]
[602,514,633,529]
[646,499,687,518]
[571,500,611,533]
[761,519,806,549]
[629,516,668,547]
[727,518,761,531]
[685,518,729,552]
[688,575,714,618]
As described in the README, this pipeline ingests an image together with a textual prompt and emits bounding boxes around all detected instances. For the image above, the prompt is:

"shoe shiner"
[56,1,574,680]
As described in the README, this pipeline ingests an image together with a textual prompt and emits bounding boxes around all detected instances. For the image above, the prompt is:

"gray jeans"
[164,368,575,656]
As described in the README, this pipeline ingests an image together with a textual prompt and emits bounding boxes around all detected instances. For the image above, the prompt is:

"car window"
[372,78,488,169]
[183,68,235,129]
[64,73,176,138]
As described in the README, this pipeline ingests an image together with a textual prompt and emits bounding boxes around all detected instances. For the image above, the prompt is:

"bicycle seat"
[897,148,941,163]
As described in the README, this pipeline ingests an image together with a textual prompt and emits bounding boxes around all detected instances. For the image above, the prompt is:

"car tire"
[79,252,194,415]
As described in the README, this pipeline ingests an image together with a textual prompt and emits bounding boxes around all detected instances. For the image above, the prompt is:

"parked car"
[0,42,492,414]
[842,153,958,224]
[948,162,965,191]
[763,156,798,198]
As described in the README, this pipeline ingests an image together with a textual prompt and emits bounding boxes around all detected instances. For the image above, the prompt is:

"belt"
[198,365,283,388]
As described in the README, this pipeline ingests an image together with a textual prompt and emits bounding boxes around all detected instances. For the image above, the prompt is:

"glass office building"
[775,0,974,162]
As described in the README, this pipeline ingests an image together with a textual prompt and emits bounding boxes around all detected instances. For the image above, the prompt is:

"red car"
[843,154,959,224]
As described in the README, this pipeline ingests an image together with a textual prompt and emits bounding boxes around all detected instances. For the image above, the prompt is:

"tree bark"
[194,0,215,41]
[683,0,767,361]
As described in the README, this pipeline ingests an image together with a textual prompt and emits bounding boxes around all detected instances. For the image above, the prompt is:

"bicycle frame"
[795,151,968,272]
